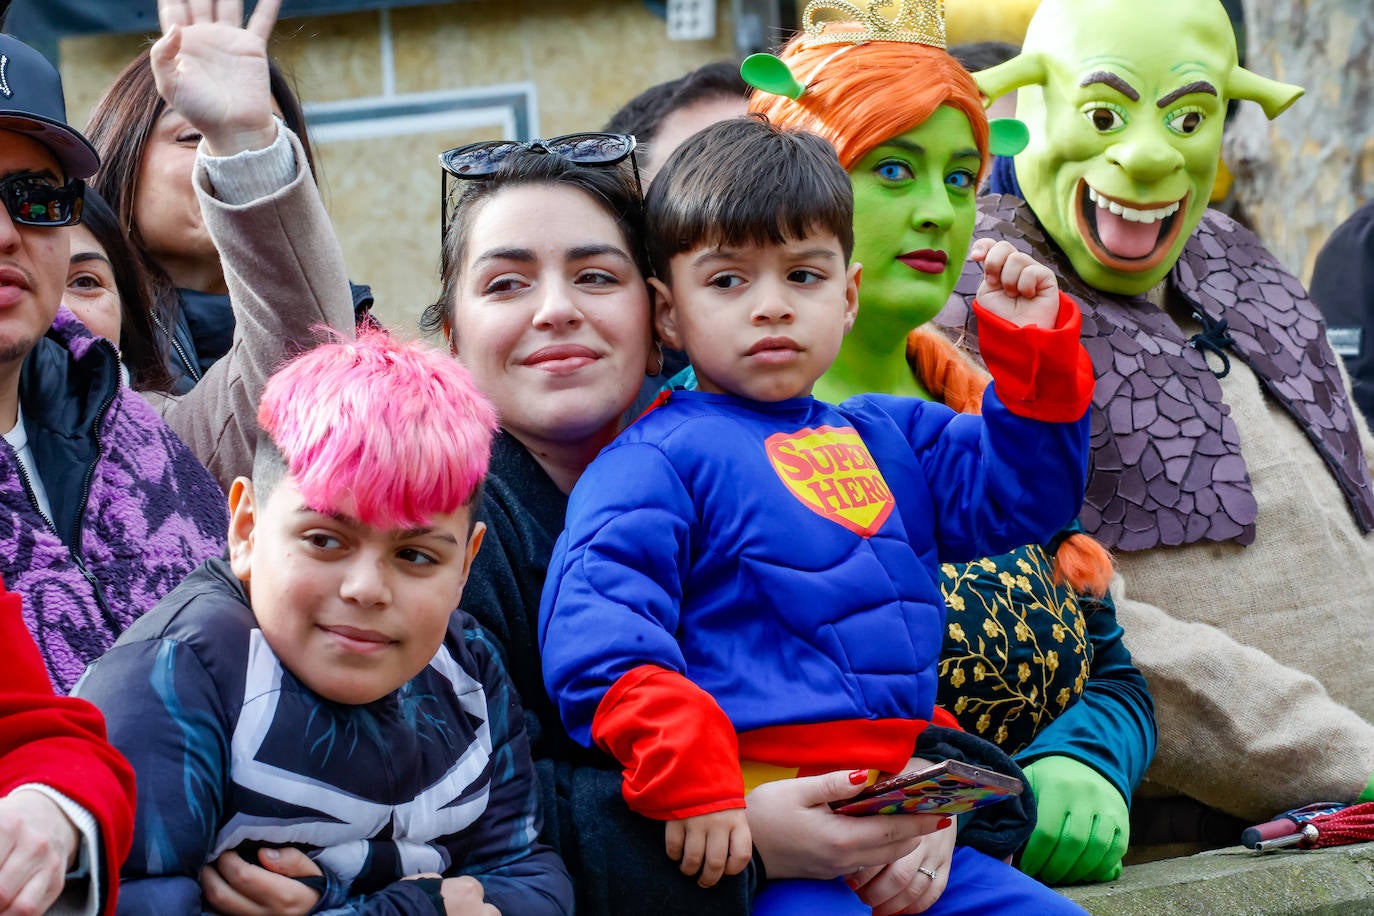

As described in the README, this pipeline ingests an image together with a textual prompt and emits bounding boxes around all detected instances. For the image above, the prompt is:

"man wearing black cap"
[0,28,219,916]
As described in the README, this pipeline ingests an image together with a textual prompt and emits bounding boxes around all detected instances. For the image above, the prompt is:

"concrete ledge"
[1059,842,1374,915]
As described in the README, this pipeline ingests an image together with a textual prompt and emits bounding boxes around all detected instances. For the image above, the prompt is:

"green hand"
[1020,755,1129,885]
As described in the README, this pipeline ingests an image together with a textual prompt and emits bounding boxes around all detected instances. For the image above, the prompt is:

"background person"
[0,29,227,695]
[84,34,372,394]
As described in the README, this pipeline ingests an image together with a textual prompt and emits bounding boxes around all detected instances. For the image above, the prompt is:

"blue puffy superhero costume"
[540,298,1094,821]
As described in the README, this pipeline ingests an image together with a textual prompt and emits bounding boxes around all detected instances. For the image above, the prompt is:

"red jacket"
[0,576,135,915]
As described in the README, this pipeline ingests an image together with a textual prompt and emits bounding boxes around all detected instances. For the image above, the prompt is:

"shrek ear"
[1227,66,1304,120]
[974,52,1048,105]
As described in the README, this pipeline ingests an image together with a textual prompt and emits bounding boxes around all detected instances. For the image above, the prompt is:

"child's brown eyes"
[396,548,437,565]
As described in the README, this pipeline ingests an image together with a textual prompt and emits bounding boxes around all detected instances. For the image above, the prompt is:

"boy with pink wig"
[75,331,573,915]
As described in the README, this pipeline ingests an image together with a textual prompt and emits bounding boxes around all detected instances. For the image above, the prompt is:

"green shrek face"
[1014,4,1235,295]
[849,105,981,342]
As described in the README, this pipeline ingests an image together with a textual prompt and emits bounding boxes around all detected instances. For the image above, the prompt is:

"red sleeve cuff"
[973,291,1095,422]
[592,665,745,820]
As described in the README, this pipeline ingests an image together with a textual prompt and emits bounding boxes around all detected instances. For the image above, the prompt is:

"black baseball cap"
[0,35,99,180]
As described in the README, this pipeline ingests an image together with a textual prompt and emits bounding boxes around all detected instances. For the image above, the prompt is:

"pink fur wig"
[257,328,499,529]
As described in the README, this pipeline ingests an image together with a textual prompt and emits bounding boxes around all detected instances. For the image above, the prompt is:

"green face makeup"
[848,105,981,341]
[1011,0,1239,295]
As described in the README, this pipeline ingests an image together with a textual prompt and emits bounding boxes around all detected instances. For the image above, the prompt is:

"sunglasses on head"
[437,132,641,242]
[0,174,84,227]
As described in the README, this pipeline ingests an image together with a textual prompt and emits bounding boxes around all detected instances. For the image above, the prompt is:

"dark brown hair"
[603,60,748,146]
[645,115,854,282]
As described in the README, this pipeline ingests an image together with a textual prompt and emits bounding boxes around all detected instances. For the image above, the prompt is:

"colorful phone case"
[829,759,1023,817]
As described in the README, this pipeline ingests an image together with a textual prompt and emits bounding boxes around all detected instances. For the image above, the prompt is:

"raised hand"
[969,237,1061,329]
[151,0,282,156]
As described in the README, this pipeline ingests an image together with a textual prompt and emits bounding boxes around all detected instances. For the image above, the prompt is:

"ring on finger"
[917,865,938,880]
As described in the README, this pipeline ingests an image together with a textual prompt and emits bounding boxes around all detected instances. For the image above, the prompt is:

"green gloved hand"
[1019,755,1129,885]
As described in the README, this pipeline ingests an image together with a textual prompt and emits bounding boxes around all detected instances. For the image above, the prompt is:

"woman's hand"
[151,0,282,156]
[746,769,945,880]
[969,238,1060,329]
[200,847,322,916]
[848,817,956,915]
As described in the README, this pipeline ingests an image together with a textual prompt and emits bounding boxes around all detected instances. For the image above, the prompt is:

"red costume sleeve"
[591,665,746,820]
[973,292,1095,423]
[0,577,136,916]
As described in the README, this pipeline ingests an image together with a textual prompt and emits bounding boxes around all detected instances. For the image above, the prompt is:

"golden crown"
[802,0,946,49]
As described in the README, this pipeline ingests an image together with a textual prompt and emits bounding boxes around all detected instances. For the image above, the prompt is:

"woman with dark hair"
[61,186,173,392]
[84,48,371,394]
[201,136,953,916]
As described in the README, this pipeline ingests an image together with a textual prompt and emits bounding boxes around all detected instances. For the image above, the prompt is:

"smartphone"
[828,759,1023,817]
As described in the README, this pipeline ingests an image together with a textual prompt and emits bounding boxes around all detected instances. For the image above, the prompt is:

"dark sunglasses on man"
[436,132,640,242]
[0,174,84,227]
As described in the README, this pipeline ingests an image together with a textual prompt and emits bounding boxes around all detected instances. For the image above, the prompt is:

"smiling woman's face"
[447,183,652,455]
[847,105,980,344]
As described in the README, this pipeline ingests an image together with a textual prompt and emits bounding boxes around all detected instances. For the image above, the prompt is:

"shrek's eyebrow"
[1156,81,1219,109]
[1079,71,1139,102]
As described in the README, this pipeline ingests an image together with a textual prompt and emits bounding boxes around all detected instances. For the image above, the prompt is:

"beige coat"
[144,129,355,490]
[1117,310,1374,821]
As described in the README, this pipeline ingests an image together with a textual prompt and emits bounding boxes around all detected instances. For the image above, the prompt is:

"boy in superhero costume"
[540,116,1093,914]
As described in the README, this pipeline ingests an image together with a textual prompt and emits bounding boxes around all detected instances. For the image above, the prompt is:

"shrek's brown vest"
[939,194,1374,551]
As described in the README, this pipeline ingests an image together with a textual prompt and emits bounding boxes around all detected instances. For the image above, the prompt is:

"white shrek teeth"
[1086,186,1181,224]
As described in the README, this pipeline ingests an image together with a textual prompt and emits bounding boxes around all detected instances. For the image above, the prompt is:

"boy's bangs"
[259,329,498,532]
[647,118,854,273]
[684,187,848,258]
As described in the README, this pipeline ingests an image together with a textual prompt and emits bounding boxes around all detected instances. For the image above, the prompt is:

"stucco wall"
[58,0,736,331]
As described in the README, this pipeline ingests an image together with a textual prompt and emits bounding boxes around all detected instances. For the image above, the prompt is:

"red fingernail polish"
[849,769,868,785]
[937,817,952,830]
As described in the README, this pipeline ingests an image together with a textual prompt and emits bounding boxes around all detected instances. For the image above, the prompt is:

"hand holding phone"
[829,759,1023,817]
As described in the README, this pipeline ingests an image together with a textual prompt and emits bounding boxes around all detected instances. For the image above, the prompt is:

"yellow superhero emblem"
[765,426,894,537]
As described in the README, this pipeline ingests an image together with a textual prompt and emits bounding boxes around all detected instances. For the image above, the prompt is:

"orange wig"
[749,33,990,180]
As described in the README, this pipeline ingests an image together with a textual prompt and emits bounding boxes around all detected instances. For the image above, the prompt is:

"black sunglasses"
[437,132,641,242]
[0,174,84,227]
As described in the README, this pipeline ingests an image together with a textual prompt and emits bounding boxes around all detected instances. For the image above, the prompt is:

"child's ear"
[648,277,683,350]
[227,477,257,582]
[452,521,487,602]
[843,262,862,334]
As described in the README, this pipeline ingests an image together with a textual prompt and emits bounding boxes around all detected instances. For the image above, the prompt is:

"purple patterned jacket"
[1,309,228,693]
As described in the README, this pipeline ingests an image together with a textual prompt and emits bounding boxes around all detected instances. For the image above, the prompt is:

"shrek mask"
[975,0,1302,296]
[849,105,981,341]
